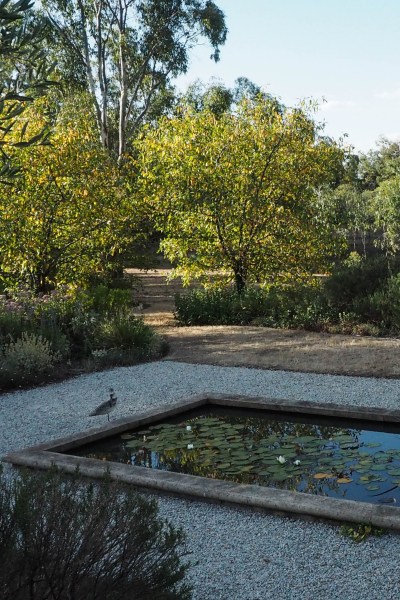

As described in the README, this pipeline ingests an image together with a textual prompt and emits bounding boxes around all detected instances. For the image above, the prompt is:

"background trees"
[0,94,137,292]
[138,97,345,292]
[0,0,55,179]
[41,0,227,159]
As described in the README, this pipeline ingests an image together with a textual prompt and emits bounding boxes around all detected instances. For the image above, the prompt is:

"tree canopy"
[0,0,55,180]
[137,97,345,291]
[0,94,137,291]
[41,0,227,159]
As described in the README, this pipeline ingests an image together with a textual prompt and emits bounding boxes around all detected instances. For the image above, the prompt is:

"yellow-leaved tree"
[137,97,346,292]
[0,94,137,292]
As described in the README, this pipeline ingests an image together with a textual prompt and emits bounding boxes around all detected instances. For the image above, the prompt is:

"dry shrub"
[0,468,192,600]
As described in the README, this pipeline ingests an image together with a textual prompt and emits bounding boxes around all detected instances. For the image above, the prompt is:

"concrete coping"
[4,394,400,531]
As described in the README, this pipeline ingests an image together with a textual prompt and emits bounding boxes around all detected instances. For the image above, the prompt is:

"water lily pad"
[126,440,145,449]
[313,473,334,480]
[387,469,400,476]
[271,473,289,482]
[337,477,352,484]
[333,434,355,443]
[296,435,320,443]
[366,485,381,491]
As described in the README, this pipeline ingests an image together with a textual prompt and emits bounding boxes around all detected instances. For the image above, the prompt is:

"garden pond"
[71,406,400,505]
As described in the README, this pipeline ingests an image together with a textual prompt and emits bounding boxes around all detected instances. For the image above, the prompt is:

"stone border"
[4,394,400,530]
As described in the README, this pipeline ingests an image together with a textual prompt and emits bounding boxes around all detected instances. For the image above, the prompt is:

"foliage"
[0,332,60,387]
[0,284,163,388]
[322,254,395,311]
[372,175,400,254]
[174,253,400,336]
[175,286,271,326]
[0,467,192,599]
[0,94,138,292]
[138,96,346,292]
[174,283,331,329]
[95,315,158,351]
[0,0,55,180]
[182,76,274,116]
[359,138,400,190]
[40,0,227,158]
[316,184,374,257]
[339,522,385,543]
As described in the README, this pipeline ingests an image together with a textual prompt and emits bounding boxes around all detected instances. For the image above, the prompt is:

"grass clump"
[0,467,192,600]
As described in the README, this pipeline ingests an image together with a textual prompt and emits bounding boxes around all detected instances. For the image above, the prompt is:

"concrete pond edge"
[4,394,400,531]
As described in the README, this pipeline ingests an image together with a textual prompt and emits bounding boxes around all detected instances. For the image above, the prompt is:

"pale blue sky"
[176,0,400,154]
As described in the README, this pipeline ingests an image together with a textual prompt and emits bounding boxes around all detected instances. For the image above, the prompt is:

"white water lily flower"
[187,443,194,450]
[276,455,286,464]
[186,425,192,431]
[294,459,301,466]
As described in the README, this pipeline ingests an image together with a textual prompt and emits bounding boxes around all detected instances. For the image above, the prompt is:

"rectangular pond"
[5,394,400,530]
[70,406,400,506]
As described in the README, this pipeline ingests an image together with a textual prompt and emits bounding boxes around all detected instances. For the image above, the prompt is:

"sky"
[175,0,400,154]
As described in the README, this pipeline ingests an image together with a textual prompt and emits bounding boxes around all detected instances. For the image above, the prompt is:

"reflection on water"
[70,407,400,505]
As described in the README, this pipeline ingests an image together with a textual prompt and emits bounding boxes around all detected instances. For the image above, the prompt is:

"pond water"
[71,407,400,505]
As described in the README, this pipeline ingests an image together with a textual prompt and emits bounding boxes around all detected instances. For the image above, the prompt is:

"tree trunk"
[234,262,247,294]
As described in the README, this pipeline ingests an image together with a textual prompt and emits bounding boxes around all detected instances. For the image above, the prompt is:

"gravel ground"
[1,361,400,599]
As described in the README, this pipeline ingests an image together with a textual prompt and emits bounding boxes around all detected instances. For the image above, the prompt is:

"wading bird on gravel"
[89,388,117,421]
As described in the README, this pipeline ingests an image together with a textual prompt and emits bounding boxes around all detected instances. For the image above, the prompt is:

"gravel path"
[1,361,400,599]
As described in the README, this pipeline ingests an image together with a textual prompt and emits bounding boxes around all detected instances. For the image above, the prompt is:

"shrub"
[85,285,133,318]
[96,316,158,354]
[322,255,400,311]
[174,286,269,326]
[0,333,61,387]
[0,468,192,600]
[174,283,332,330]
[362,274,400,332]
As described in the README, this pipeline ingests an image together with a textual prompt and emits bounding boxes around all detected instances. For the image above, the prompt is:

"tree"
[182,76,281,116]
[137,97,345,292]
[41,0,227,159]
[371,176,400,255]
[359,137,400,191]
[0,0,55,180]
[0,94,138,292]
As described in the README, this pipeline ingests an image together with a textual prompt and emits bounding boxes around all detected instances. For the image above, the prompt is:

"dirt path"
[129,269,400,378]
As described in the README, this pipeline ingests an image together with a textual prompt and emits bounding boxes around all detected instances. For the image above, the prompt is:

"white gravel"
[1,360,400,599]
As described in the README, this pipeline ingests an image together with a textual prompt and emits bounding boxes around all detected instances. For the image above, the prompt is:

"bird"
[89,388,118,421]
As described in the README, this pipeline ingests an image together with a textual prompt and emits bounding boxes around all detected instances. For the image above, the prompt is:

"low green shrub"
[0,283,162,389]
[85,285,133,318]
[95,316,155,350]
[92,316,165,365]
[0,467,192,600]
[174,284,331,330]
[174,257,400,336]
[174,286,269,325]
[0,333,61,387]
[322,254,400,312]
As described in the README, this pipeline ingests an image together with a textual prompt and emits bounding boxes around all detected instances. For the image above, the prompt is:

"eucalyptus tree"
[41,0,227,160]
[182,76,281,116]
[0,0,55,179]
